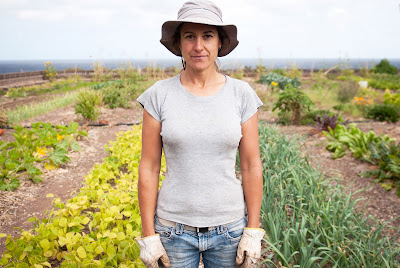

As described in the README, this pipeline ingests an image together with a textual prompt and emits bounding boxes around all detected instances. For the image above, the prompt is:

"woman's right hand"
[135,234,170,268]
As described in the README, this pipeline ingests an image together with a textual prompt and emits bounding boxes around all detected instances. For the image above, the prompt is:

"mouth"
[191,55,207,60]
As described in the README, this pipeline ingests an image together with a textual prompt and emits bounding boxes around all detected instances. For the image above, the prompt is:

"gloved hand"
[236,228,266,268]
[135,234,170,268]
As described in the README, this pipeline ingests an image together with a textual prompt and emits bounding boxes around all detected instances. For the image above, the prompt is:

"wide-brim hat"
[160,0,238,57]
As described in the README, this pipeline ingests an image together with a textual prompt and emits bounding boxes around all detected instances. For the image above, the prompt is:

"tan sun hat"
[160,0,239,57]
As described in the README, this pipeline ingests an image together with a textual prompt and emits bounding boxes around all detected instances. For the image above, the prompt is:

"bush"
[103,86,131,109]
[366,104,399,123]
[384,89,400,107]
[259,72,301,90]
[272,84,314,124]
[74,89,103,122]
[336,80,359,103]
[368,73,400,90]
[373,59,398,75]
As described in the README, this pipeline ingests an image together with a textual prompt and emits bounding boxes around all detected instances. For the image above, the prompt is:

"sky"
[0,0,400,61]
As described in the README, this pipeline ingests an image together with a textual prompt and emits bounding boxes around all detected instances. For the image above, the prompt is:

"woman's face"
[179,22,221,72]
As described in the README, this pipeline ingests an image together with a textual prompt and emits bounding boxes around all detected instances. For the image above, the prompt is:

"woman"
[135,1,265,267]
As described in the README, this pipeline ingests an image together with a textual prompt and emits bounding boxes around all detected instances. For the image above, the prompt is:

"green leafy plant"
[272,84,314,124]
[102,85,131,109]
[372,59,398,75]
[0,122,87,191]
[368,73,400,90]
[384,89,400,107]
[322,123,395,160]
[366,103,399,123]
[360,140,400,194]
[259,72,301,90]
[74,89,103,122]
[0,125,165,266]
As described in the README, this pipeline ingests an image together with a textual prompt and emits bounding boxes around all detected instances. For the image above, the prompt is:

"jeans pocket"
[225,216,247,242]
[154,217,174,241]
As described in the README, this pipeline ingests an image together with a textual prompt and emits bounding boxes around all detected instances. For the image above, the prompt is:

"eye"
[184,34,194,39]
[204,34,213,39]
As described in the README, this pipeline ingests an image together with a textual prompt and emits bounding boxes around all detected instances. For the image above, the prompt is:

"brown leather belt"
[158,217,217,233]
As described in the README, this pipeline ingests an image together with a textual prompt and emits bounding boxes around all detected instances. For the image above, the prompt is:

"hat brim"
[160,20,238,57]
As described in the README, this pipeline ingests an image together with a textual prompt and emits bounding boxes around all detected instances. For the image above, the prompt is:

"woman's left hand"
[236,228,266,267]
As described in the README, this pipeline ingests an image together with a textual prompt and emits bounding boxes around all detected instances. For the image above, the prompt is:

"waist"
[157,217,218,233]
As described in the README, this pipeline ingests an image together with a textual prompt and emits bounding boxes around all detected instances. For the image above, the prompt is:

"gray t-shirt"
[137,74,263,227]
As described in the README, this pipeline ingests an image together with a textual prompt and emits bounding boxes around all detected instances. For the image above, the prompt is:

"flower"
[271,81,278,87]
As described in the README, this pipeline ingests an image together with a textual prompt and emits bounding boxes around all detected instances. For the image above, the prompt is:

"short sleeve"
[241,84,263,124]
[136,83,162,122]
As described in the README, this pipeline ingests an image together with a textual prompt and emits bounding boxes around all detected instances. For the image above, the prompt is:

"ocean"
[1,58,399,74]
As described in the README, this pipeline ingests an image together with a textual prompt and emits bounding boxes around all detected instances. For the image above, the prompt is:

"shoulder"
[226,75,255,96]
[147,75,180,92]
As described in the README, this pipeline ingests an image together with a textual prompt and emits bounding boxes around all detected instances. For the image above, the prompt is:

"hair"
[173,23,228,73]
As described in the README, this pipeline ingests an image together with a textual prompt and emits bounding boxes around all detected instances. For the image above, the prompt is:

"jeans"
[154,215,247,268]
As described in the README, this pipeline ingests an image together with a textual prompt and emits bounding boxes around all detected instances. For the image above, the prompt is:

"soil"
[1,78,400,263]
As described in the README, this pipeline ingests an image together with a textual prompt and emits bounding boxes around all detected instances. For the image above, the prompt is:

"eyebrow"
[183,30,216,35]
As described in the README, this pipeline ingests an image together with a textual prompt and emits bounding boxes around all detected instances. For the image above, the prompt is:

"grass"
[5,77,98,98]
[256,122,400,267]
[5,91,80,125]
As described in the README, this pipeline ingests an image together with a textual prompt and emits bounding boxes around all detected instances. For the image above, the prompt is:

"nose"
[194,37,204,52]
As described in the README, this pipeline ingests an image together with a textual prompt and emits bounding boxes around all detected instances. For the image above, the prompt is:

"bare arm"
[138,109,163,237]
[238,112,263,228]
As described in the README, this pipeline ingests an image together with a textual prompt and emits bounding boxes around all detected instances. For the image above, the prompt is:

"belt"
[157,217,217,233]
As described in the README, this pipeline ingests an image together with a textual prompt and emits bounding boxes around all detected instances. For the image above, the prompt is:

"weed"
[74,89,103,122]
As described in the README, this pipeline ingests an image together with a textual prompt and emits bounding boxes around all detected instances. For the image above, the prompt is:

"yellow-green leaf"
[41,262,52,267]
[44,250,53,257]
[44,161,56,170]
[104,217,114,223]
[95,246,104,254]
[117,232,126,241]
[81,217,90,225]
[46,193,54,198]
[77,246,87,259]
[59,217,67,228]
[39,239,50,252]
[0,233,6,238]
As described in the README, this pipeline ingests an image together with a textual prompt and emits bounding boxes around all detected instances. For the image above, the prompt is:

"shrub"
[336,80,359,103]
[74,89,103,122]
[259,72,301,90]
[368,73,400,90]
[384,89,400,107]
[44,61,57,81]
[366,104,399,123]
[272,84,314,124]
[373,59,398,75]
[103,86,131,109]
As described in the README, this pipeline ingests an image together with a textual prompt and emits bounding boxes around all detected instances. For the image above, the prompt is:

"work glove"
[135,234,170,268]
[236,228,266,268]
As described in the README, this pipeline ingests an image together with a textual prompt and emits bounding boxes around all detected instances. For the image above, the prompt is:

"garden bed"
[0,73,399,265]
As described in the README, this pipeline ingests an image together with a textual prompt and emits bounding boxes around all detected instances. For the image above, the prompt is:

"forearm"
[241,161,263,228]
[138,166,160,237]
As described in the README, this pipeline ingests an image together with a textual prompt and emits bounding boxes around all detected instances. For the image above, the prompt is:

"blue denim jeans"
[154,215,247,268]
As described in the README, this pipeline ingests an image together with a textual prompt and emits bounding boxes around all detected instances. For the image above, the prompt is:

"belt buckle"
[197,227,208,233]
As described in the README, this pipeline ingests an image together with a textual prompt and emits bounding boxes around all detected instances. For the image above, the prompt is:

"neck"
[181,67,220,90]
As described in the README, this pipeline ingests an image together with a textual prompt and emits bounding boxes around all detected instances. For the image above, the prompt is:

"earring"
[181,56,186,71]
